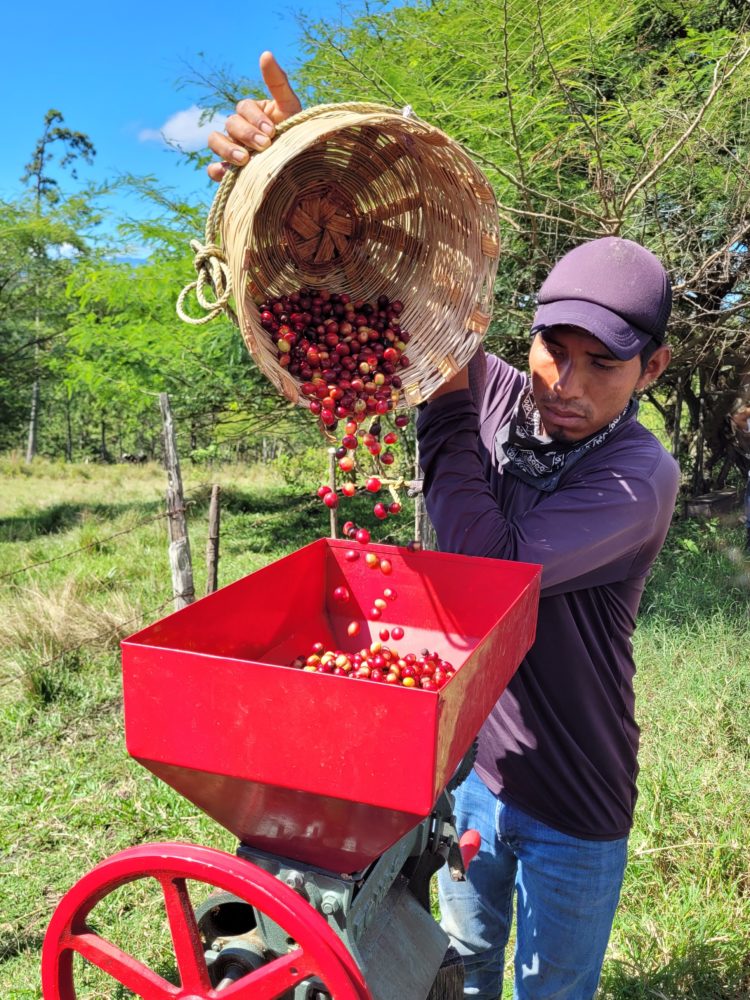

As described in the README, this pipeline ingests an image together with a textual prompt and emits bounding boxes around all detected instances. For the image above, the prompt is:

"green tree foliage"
[63,185,312,462]
[291,0,750,488]
[8,109,98,462]
[0,198,91,453]
[21,109,95,210]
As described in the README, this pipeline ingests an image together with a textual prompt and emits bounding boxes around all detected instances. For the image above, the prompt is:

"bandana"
[497,381,637,492]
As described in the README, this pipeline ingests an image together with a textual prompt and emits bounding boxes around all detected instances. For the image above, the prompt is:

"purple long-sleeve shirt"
[417,354,680,839]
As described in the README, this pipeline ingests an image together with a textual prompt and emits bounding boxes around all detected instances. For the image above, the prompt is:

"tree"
[0,198,90,454]
[63,184,313,462]
[19,109,95,462]
[286,0,750,491]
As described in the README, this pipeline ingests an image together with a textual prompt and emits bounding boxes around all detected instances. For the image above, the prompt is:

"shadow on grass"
[0,501,161,543]
[219,486,417,555]
[222,491,328,553]
[601,940,750,999]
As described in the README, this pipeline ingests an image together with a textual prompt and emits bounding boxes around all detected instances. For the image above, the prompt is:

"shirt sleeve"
[416,391,679,597]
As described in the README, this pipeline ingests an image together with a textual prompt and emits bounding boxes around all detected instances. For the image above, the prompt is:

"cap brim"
[531,299,655,360]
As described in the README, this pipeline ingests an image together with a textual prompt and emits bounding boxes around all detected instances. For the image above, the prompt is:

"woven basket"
[182,102,500,407]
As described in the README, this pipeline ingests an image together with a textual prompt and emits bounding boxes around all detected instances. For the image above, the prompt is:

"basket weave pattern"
[220,103,500,406]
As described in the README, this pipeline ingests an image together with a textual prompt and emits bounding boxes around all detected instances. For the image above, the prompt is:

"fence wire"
[0,484,210,584]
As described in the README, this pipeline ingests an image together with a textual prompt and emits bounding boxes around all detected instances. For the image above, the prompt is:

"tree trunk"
[206,485,221,596]
[160,393,195,610]
[692,371,706,495]
[671,377,682,462]
[25,379,40,464]
[65,396,73,463]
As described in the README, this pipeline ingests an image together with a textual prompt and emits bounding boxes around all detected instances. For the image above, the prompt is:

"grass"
[0,460,748,998]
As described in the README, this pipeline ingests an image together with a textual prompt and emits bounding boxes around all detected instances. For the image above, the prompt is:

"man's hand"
[207,52,302,182]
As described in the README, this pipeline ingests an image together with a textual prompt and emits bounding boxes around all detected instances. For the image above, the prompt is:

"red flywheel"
[42,841,371,999]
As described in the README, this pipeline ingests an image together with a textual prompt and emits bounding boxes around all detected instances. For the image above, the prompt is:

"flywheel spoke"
[68,929,177,999]
[160,876,212,992]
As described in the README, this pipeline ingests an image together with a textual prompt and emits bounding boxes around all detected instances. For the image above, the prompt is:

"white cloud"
[138,105,226,152]
[48,242,80,260]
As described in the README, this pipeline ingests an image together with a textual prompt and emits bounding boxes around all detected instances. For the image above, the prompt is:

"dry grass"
[0,579,140,704]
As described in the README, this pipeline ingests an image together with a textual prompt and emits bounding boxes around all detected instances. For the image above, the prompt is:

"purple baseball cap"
[531,237,672,360]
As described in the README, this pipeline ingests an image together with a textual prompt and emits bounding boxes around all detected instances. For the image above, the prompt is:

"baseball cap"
[531,237,672,360]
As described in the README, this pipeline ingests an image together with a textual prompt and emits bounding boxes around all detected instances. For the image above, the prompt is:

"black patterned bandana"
[496,382,637,492]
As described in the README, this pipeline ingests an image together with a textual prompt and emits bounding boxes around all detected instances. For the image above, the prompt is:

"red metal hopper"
[122,539,540,874]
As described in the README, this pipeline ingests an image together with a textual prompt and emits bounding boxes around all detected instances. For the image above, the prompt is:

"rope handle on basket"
[175,101,403,327]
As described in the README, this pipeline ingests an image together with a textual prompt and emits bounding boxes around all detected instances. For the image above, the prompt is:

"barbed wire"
[0,511,170,583]
[0,484,211,584]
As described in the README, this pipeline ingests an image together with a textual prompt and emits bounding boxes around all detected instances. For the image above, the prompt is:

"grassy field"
[0,457,748,998]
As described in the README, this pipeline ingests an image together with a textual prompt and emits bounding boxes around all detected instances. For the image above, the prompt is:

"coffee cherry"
[391,626,404,641]
[333,586,350,602]
[355,528,371,546]
[347,621,361,637]
[366,477,382,493]
[323,492,339,509]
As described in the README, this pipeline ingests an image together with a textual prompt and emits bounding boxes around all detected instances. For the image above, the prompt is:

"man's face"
[528,326,669,443]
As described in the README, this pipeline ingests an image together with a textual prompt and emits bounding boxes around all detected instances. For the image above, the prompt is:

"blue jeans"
[438,769,628,999]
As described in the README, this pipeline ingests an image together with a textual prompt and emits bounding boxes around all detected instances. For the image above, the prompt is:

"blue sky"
[3,0,356,248]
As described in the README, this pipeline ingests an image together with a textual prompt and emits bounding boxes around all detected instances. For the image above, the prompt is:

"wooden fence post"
[328,447,339,539]
[206,484,221,596]
[160,393,195,610]
[414,441,437,551]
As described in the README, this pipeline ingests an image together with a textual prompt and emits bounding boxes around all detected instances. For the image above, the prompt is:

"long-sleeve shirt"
[417,354,680,839]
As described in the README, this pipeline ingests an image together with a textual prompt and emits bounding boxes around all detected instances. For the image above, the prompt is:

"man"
[419,238,677,999]
[209,57,679,999]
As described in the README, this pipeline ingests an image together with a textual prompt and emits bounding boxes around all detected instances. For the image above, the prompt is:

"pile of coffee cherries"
[287,561,455,689]
[261,286,456,691]
[290,640,455,691]
[260,287,412,525]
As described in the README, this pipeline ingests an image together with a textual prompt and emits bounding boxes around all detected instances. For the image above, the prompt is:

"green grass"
[0,462,748,998]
